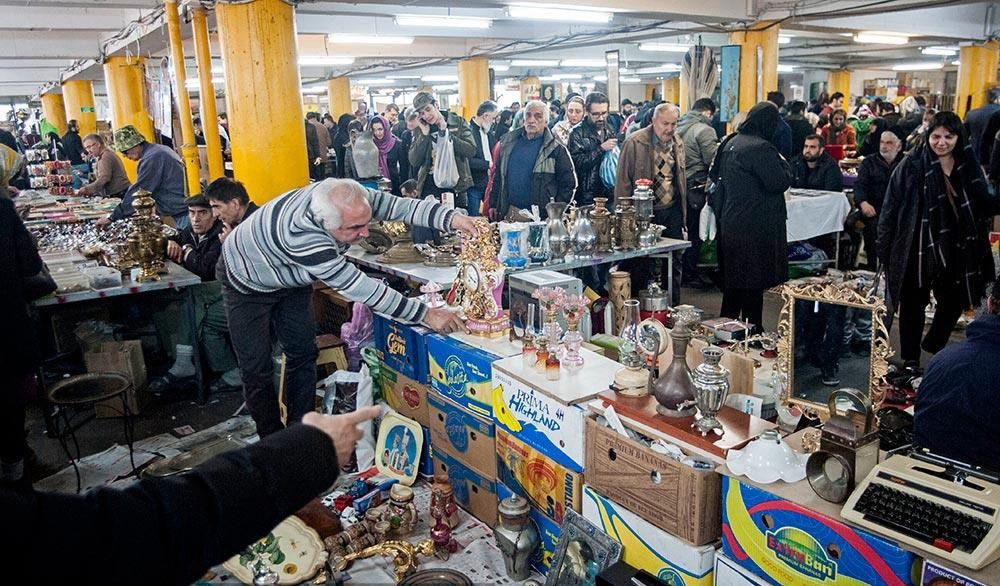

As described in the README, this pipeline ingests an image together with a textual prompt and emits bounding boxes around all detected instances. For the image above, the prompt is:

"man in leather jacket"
[568,91,618,206]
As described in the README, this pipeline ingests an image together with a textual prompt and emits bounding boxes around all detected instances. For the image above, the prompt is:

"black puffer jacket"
[852,151,901,211]
[568,117,615,206]
[790,152,843,192]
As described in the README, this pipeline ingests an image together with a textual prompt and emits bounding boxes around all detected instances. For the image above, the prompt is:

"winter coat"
[408,110,476,196]
[676,111,719,190]
[61,129,85,165]
[713,133,792,290]
[853,151,902,211]
[469,119,498,189]
[771,117,793,159]
[786,115,814,156]
[614,126,688,221]
[0,198,44,374]
[877,145,998,319]
[568,117,616,205]
[790,152,843,192]
[168,220,224,282]
[820,124,856,149]
[488,126,576,220]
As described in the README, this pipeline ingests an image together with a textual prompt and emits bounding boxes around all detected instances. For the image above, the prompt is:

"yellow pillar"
[729,23,780,113]
[165,0,201,197]
[520,76,540,104]
[679,68,690,112]
[644,84,656,101]
[191,6,224,181]
[217,0,309,203]
[103,55,155,181]
[827,69,851,111]
[661,77,679,106]
[955,42,1000,118]
[327,77,352,118]
[40,93,67,136]
[61,80,97,137]
[458,57,490,120]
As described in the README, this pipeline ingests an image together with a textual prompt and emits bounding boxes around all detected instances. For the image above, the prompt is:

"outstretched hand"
[302,406,381,465]
[450,214,487,238]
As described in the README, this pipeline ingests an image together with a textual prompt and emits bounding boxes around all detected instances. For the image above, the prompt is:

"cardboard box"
[495,428,582,524]
[721,476,920,586]
[433,443,498,527]
[83,340,150,418]
[427,333,500,418]
[583,485,716,586]
[922,560,992,586]
[427,392,496,479]
[585,417,721,545]
[380,364,430,427]
[492,352,614,473]
[497,481,560,577]
[715,551,770,586]
[374,313,431,383]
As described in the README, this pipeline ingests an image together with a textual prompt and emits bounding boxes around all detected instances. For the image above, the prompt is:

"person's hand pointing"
[450,214,487,238]
[302,406,381,466]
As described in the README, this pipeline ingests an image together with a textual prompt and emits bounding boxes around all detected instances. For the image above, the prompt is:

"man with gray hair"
[487,100,576,220]
[218,178,480,437]
[615,102,688,304]
[853,129,903,270]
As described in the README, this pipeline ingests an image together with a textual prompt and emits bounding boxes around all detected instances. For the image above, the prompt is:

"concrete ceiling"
[0,0,996,100]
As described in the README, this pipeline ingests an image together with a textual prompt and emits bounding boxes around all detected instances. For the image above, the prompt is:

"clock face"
[463,264,481,291]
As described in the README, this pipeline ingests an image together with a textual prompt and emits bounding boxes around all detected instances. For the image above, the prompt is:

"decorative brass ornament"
[447,223,509,337]
[773,275,892,423]
[129,189,168,281]
[331,538,435,582]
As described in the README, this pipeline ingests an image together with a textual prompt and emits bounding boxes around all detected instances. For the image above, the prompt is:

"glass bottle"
[520,305,537,368]
[618,299,642,346]
[545,351,560,381]
[534,337,549,374]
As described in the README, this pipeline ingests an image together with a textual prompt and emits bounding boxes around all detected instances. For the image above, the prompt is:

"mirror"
[775,275,892,419]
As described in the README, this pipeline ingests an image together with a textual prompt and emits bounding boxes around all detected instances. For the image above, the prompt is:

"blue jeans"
[466,186,484,216]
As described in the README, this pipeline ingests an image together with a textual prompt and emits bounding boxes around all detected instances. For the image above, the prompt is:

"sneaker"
[149,372,196,396]
[821,369,840,386]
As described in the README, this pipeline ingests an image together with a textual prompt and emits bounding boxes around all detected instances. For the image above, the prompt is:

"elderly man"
[218,178,479,437]
[569,92,618,206]
[853,130,903,270]
[100,125,187,228]
[77,134,131,197]
[409,91,477,208]
[615,102,688,304]
[487,100,576,221]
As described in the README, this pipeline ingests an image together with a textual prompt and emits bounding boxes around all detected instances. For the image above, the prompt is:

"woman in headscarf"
[0,143,25,197]
[820,109,857,150]
[878,111,998,374]
[332,113,355,178]
[850,104,875,151]
[709,102,792,329]
[552,95,585,146]
[492,110,513,142]
[369,115,403,194]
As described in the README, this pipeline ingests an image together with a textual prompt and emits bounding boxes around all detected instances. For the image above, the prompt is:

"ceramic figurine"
[384,483,418,536]
[430,521,459,560]
[420,281,445,308]
[429,474,460,529]
[494,495,540,581]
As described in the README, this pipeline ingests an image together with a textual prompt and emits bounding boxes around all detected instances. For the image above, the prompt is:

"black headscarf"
[334,113,354,147]
[737,102,780,139]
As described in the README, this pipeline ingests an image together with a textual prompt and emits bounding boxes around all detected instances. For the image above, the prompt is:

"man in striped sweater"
[218,178,478,437]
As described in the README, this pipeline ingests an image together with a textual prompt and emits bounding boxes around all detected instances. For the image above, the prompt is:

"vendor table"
[786,189,851,243]
[33,262,210,403]
[347,237,690,300]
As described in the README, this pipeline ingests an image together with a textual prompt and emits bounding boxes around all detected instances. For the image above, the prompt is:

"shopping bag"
[699,204,717,241]
[599,145,619,190]
[432,129,460,189]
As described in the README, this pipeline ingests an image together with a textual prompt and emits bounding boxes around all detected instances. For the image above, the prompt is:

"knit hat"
[412,91,435,111]
[114,125,146,152]
[185,193,211,209]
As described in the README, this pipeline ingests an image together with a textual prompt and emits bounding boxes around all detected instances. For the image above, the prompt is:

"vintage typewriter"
[842,448,1000,569]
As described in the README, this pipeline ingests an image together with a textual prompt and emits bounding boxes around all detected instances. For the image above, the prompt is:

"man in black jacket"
[3,406,379,586]
[790,134,843,192]
[853,130,902,270]
[569,92,617,206]
[61,119,85,165]
[488,100,576,220]
[153,193,242,395]
[785,101,815,156]
[207,176,259,244]
[468,100,499,216]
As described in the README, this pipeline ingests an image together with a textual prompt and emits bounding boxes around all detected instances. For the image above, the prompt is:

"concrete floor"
[25,281,960,488]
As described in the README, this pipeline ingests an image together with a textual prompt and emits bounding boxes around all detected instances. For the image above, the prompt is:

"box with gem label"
[374,314,431,383]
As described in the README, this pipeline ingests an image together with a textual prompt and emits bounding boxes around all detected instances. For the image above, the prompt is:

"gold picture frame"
[774,276,893,420]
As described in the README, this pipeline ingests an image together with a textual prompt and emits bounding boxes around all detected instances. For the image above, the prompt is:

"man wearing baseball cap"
[99,125,188,228]
[408,91,476,210]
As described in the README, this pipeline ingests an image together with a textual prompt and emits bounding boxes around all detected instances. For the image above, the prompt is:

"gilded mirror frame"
[775,277,893,419]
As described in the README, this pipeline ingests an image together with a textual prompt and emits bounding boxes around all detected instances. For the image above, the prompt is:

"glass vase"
[618,299,641,346]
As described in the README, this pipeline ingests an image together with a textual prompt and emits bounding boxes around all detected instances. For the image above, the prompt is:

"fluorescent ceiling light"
[395,15,491,28]
[506,5,612,23]
[357,78,395,84]
[422,74,459,82]
[777,64,795,72]
[558,74,582,79]
[892,62,944,71]
[510,59,560,67]
[386,74,422,79]
[921,46,958,56]
[298,56,355,66]
[492,64,510,72]
[620,77,641,83]
[185,78,224,87]
[639,43,690,53]
[854,31,909,45]
[560,59,606,67]
[778,36,791,44]
[632,64,681,74]
[952,59,961,66]
[328,33,413,45]
[302,87,327,95]
[594,74,607,81]
[433,84,458,91]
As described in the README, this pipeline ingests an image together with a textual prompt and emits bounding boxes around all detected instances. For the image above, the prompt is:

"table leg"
[56,408,82,493]
[666,253,674,306]
[184,286,206,404]
[120,392,137,477]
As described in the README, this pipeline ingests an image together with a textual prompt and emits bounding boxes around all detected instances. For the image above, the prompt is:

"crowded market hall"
[3,0,1000,584]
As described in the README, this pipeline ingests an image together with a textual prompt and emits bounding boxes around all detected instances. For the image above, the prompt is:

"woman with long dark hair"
[332,114,354,178]
[878,111,998,373]
[710,102,792,329]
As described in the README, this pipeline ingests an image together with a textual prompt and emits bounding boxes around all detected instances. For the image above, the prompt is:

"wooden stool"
[278,334,349,424]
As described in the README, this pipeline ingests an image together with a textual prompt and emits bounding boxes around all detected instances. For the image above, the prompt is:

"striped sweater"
[221,180,456,323]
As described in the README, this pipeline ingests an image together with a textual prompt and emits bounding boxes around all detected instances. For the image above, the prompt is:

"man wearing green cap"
[409,91,476,211]
[98,125,188,228]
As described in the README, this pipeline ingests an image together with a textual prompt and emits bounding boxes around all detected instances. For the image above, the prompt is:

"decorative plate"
[375,411,424,486]
[222,516,327,585]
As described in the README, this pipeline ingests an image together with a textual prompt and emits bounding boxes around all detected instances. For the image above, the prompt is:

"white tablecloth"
[786,190,851,242]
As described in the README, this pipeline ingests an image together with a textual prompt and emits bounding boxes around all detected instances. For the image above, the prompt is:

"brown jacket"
[78,148,131,197]
[614,126,688,222]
